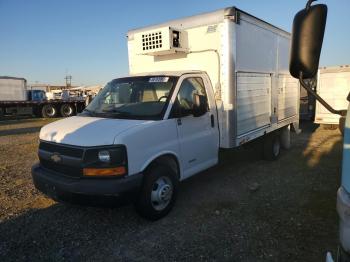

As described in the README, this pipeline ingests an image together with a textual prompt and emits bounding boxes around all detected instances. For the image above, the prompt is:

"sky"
[0,0,349,86]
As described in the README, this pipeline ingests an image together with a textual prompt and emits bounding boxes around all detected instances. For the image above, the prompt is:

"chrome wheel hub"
[151,176,173,211]
[63,106,72,115]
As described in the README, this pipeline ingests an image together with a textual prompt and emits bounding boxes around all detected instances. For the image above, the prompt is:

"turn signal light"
[83,167,126,177]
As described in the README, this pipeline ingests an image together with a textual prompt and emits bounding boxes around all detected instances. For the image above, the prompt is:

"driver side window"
[172,77,208,117]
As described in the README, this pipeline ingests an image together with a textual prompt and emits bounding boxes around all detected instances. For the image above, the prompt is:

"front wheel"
[135,165,178,220]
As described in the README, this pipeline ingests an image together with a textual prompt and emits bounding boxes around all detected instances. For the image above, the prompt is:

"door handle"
[210,114,215,127]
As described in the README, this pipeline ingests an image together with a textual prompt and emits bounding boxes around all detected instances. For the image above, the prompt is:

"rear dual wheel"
[41,104,75,118]
[41,104,57,118]
[263,133,281,161]
[60,104,75,117]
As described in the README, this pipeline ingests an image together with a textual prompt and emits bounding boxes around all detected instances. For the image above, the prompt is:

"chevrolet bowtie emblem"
[50,153,62,163]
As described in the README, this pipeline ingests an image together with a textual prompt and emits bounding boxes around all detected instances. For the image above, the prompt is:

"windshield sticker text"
[149,77,169,83]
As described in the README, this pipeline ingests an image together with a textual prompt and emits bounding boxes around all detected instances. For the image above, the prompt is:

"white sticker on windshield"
[149,77,169,83]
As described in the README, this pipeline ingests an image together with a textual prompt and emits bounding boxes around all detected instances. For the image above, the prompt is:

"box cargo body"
[127,7,299,148]
[0,77,27,101]
[315,65,350,125]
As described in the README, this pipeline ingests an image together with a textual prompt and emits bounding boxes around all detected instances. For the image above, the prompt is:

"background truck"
[32,7,300,220]
[0,76,85,118]
[299,77,317,121]
[314,65,350,127]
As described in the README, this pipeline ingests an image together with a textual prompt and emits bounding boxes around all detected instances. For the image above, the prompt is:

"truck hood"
[40,116,149,146]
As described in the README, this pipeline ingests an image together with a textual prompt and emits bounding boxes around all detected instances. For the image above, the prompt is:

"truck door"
[169,75,219,179]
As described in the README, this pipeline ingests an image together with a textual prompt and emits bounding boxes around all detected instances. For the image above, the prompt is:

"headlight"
[82,146,127,177]
[98,150,111,162]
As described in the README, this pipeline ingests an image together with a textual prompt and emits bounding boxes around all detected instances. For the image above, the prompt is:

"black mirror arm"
[306,0,318,10]
[299,72,347,116]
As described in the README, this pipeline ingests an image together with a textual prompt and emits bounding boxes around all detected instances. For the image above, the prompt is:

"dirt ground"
[0,118,343,261]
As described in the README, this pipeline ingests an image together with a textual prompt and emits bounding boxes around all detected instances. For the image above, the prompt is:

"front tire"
[135,165,178,220]
[41,104,57,118]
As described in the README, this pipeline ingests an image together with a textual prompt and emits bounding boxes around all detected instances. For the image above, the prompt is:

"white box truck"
[314,65,350,126]
[32,7,300,220]
[0,76,86,118]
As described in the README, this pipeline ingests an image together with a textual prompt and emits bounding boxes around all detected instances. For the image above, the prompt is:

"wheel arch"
[141,152,181,180]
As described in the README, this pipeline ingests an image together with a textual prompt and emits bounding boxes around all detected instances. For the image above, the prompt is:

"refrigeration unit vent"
[142,31,163,51]
[136,27,188,56]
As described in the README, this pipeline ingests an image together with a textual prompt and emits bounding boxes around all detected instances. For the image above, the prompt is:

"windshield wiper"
[102,109,132,115]
[81,108,96,116]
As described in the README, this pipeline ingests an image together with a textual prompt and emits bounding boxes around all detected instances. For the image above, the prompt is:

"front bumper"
[31,163,143,206]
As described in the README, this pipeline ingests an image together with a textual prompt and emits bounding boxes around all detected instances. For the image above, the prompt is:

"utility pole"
[65,75,72,89]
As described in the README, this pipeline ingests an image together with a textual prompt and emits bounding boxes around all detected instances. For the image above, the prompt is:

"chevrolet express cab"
[32,7,300,220]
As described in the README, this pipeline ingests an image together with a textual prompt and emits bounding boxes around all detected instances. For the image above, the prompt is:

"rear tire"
[41,104,57,118]
[263,133,281,161]
[135,165,178,220]
[60,104,75,117]
[280,126,291,150]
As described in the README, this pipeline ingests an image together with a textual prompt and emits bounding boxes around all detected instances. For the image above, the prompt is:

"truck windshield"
[83,76,178,120]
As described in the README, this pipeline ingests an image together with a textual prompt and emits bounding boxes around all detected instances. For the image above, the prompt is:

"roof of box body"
[320,65,350,73]
[0,76,26,81]
[127,7,290,37]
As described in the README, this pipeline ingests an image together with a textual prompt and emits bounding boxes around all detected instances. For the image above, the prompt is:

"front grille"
[39,141,83,178]
[39,141,84,158]
[40,158,82,178]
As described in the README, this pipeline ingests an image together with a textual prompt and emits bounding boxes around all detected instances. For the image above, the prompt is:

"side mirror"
[289,0,327,79]
[289,0,345,116]
[193,94,208,117]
